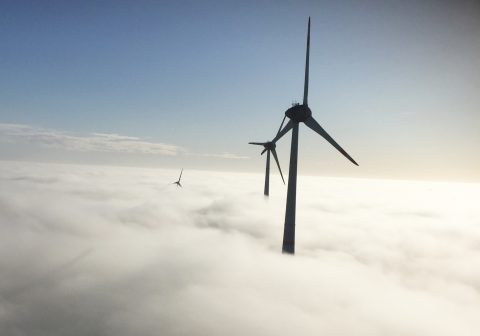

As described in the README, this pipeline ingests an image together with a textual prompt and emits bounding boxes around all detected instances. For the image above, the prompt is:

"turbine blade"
[261,148,267,155]
[304,116,359,166]
[272,120,293,143]
[271,148,285,184]
[249,142,266,145]
[276,115,287,136]
[178,168,183,181]
[303,17,310,106]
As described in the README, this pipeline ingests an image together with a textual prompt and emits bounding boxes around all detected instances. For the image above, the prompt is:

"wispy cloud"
[0,123,183,156]
[196,152,249,160]
[0,123,248,160]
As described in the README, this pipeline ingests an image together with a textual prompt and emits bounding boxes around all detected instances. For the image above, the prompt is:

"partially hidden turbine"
[172,168,183,187]
[249,117,286,196]
[273,17,359,254]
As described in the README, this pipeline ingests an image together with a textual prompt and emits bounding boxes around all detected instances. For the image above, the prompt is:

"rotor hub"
[264,141,276,150]
[285,104,311,122]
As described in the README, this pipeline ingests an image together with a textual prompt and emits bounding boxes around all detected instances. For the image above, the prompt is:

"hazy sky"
[1,0,479,181]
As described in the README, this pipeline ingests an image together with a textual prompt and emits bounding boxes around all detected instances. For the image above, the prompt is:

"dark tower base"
[282,122,299,254]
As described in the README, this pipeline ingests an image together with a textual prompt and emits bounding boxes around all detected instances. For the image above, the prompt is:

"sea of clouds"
[0,161,479,336]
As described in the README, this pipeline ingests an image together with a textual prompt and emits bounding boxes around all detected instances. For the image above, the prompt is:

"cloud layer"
[0,124,248,160]
[0,123,182,155]
[0,161,479,336]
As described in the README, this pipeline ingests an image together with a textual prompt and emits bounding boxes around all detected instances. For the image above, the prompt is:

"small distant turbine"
[249,117,286,196]
[172,169,183,187]
[272,17,359,254]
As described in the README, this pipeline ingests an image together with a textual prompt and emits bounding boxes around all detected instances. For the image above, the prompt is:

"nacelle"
[285,104,312,122]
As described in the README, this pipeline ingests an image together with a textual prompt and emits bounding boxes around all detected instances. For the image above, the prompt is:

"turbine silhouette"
[249,116,286,196]
[273,17,359,254]
[172,168,183,187]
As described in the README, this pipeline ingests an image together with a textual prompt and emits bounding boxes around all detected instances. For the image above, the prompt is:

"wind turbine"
[272,17,359,254]
[249,117,286,196]
[172,169,183,187]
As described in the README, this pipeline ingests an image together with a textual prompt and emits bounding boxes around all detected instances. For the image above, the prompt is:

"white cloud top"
[0,161,479,335]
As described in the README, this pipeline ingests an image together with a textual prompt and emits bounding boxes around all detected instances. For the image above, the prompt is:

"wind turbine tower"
[249,117,286,196]
[273,17,359,254]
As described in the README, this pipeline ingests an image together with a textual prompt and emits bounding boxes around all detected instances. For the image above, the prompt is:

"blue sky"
[1,0,479,181]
